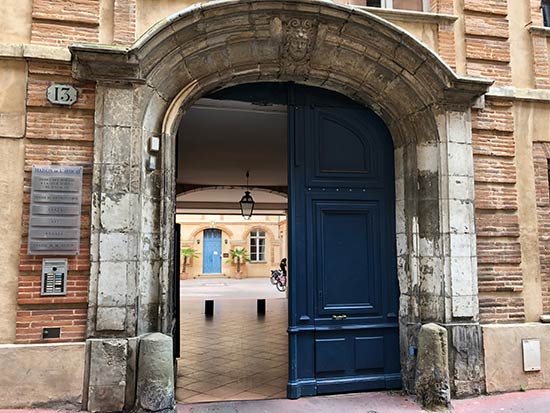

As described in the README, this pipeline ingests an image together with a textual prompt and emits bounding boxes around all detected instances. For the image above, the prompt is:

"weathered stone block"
[135,333,175,412]
[99,233,131,262]
[100,193,139,232]
[100,164,131,193]
[447,142,474,178]
[102,87,134,127]
[96,307,126,331]
[87,338,128,412]
[447,324,485,397]
[448,199,475,234]
[102,126,132,165]
[97,261,128,307]
[416,323,451,410]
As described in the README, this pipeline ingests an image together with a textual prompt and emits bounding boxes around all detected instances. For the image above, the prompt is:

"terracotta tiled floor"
[176,296,288,403]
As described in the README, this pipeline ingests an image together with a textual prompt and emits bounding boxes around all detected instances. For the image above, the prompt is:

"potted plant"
[180,247,199,278]
[226,247,250,278]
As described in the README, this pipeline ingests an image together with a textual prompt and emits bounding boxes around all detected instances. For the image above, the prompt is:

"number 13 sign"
[46,84,78,106]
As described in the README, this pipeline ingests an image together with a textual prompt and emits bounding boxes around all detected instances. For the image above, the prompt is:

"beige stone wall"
[0,60,27,138]
[483,324,550,393]
[514,101,550,322]
[0,343,85,408]
[136,0,196,38]
[177,214,286,279]
[0,0,32,43]
[0,138,24,344]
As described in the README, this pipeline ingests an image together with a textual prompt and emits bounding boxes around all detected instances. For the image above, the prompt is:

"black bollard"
[257,299,266,315]
[205,299,214,317]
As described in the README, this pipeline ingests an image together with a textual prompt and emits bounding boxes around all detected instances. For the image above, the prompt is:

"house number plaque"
[28,165,83,255]
[46,84,78,106]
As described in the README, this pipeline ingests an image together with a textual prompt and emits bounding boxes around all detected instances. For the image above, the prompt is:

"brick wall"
[16,61,95,344]
[16,309,87,343]
[430,0,453,14]
[472,97,525,323]
[532,34,550,90]
[531,0,544,27]
[533,142,550,314]
[463,0,511,85]
[113,0,137,45]
[31,0,100,46]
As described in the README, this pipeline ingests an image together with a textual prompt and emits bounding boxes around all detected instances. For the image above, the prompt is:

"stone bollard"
[415,323,451,411]
[135,333,175,413]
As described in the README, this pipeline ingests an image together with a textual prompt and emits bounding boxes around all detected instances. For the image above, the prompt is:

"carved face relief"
[284,18,316,62]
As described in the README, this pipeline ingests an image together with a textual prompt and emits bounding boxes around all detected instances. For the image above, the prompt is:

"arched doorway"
[71,1,491,410]
[175,81,399,398]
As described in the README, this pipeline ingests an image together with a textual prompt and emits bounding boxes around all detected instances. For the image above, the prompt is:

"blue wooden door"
[203,229,222,274]
[288,85,400,397]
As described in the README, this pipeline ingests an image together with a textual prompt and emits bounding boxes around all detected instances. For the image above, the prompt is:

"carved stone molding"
[281,17,318,74]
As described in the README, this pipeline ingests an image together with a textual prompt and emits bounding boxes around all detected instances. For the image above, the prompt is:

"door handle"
[332,314,347,320]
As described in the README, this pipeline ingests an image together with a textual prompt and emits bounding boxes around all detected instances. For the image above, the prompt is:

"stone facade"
[0,0,549,410]
[177,214,286,279]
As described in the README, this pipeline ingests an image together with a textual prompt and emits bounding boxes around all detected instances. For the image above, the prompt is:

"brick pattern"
[531,0,544,27]
[16,309,87,344]
[438,21,457,70]
[430,0,453,14]
[533,143,550,314]
[531,34,550,90]
[16,61,95,344]
[113,0,136,45]
[463,0,511,85]
[31,0,100,46]
[472,97,525,323]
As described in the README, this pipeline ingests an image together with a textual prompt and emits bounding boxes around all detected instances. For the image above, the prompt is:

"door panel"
[203,229,222,274]
[315,202,381,316]
[288,84,400,397]
[315,338,348,373]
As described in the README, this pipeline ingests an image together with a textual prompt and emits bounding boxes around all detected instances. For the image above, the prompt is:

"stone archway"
[71,0,491,410]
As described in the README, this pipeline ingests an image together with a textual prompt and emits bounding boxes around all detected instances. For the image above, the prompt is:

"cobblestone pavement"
[177,277,287,403]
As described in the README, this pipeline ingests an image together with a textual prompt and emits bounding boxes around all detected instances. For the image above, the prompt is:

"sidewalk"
[0,389,550,412]
[176,389,550,413]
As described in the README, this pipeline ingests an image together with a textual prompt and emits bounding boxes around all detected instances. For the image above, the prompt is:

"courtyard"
[177,278,287,403]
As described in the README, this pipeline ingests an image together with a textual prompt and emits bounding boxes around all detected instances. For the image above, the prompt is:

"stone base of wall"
[0,342,85,409]
[483,323,550,393]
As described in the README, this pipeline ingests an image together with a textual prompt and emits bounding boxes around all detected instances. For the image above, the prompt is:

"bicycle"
[270,258,287,292]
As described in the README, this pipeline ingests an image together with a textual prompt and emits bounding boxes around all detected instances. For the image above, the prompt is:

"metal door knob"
[332,314,347,320]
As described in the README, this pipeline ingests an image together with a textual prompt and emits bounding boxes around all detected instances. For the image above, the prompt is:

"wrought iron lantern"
[239,171,255,220]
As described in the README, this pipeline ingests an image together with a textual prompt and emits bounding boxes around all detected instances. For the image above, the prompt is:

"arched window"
[250,230,266,262]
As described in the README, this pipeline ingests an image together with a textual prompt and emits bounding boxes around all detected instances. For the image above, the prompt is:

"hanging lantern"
[239,171,255,219]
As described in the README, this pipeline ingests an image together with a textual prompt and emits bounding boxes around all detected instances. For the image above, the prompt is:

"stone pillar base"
[83,334,174,412]
[444,323,485,397]
[415,323,451,410]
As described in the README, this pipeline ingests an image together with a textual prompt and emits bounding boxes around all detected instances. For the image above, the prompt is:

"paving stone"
[176,295,287,403]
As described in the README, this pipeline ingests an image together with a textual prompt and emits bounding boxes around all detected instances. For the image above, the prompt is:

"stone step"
[198,273,226,279]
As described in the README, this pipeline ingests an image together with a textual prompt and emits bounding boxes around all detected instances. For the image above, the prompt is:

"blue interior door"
[203,229,222,274]
[288,85,400,397]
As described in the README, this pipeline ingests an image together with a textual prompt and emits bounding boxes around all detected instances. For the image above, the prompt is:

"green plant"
[180,247,199,273]
[519,383,528,392]
[226,247,251,273]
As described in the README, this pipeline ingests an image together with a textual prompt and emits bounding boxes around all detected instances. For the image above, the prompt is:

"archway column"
[437,109,485,396]
[83,82,172,411]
